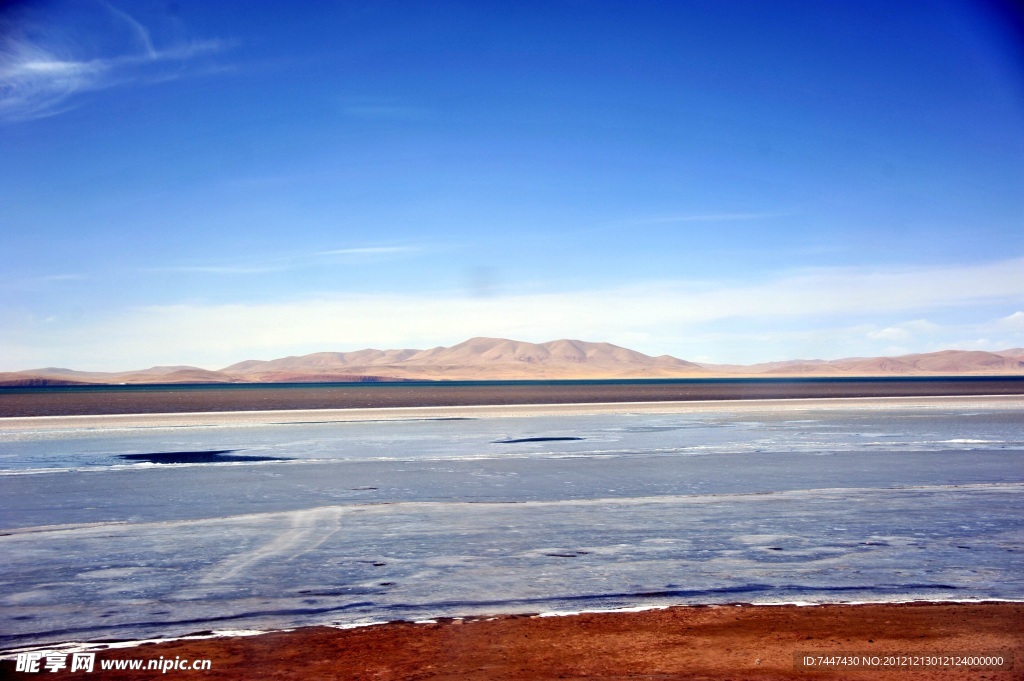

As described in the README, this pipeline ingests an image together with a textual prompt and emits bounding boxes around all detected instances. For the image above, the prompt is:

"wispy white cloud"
[148,264,285,275]
[866,319,941,342]
[338,97,428,121]
[0,42,102,121]
[0,4,227,122]
[1,272,86,291]
[316,246,419,256]
[5,257,1023,370]
[562,209,790,243]
[34,273,84,282]
[996,311,1024,329]
[630,211,786,225]
[867,326,911,341]
[97,0,157,58]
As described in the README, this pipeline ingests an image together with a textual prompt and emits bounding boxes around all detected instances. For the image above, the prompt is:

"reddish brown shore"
[3,603,1020,680]
[3,378,1024,417]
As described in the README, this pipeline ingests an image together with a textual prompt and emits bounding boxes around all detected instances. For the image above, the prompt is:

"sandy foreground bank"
[2,602,1020,680]
[2,394,1023,432]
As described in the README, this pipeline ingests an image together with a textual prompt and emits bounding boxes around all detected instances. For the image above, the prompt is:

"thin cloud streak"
[146,246,421,275]
[630,211,787,225]
[316,246,419,256]
[338,96,428,121]
[147,264,286,275]
[34,273,84,282]
[98,0,157,57]
[1,273,86,291]
[568,209,789,241]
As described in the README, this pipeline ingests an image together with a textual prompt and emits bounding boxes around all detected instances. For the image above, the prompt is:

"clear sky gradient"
[2,0,1023,370]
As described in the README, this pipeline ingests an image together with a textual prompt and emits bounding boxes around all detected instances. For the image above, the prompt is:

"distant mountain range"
[2,337,1023,386]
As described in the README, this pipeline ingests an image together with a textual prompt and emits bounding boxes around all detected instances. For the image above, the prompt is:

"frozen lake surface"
[1,398,1022,650]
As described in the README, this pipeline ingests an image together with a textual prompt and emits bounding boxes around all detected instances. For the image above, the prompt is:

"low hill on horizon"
[700,349,1024,376]
[3,338,1024,385]
[218,337,706,381]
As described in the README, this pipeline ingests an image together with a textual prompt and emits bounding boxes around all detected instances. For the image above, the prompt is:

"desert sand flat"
[3,602,1020,680]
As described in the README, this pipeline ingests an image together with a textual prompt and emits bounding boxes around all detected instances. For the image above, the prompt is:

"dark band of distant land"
[2,377,1024,417]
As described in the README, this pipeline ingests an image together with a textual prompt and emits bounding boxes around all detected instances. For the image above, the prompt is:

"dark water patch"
[543,550,591,558]
[296,587,384,597]
[494,437,585,444]
[117,450,293,464]
[270,417,477,426]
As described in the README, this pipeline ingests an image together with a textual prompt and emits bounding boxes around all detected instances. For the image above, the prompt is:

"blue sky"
[2,0,1023,370]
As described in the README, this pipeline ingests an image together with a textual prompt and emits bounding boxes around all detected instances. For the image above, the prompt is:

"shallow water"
[1,401,1022,650]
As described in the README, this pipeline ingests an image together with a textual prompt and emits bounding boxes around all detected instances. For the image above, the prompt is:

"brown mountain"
[6,366,246,385]
[220,337,708,381]
[996,348,1024,361]
[0,372,94,387]
[222,349,422,375]
[698,359,831,374]
[739,349,1024,376]
[3,340,1023,385]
